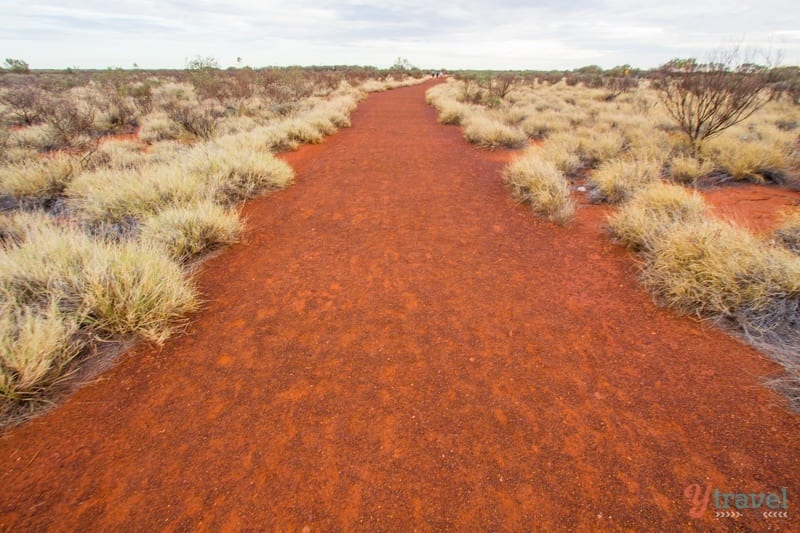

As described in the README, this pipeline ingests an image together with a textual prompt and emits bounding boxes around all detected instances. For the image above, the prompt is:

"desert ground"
[1,79,799,530]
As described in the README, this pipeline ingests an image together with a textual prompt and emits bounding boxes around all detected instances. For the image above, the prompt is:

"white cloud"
[0,0,798,69]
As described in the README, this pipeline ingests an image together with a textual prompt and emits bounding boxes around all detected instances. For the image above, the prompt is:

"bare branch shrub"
[456,74,484,104]
[163,101,218,139]
[42,97,96,148]
[657,48,776,150]
[0,86,45,125]
[489,73,519,100]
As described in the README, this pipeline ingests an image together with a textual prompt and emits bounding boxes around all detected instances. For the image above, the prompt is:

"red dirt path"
[2,81,799,531]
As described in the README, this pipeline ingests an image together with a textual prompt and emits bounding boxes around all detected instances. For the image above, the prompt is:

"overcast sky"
[2,0,799,70]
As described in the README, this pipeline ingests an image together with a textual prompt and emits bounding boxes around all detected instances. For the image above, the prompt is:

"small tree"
[456,73,484,103]
[391,57,415,71]
[604,66,638,101]
[3,58,30,73]
[489,72,519,100]
[186,56,224,99]
[657,48,776,150]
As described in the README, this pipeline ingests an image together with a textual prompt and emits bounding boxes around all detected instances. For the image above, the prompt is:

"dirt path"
[2,81,799,531]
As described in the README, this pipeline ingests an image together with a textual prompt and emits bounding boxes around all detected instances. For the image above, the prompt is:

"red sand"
[703,183,800,233]
[1,81,798,531]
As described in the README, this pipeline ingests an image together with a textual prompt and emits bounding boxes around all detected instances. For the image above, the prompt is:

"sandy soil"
[703,183,800,233]
[1,80,798,531]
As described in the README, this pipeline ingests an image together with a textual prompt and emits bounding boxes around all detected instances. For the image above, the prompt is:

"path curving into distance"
[2,80,798,531]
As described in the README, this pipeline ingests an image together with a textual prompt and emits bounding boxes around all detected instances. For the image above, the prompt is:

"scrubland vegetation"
[0,64,425,422]
[427,59,800,409]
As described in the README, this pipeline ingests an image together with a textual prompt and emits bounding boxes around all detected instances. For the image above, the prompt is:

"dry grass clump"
[7,125,50,150]
[141,202,242,263]
[667,154,715,184]
[217,115,259,136]
[0,210,52,247]
[703,129,798,182]
[574,127,627,167]
[78,240,198,340]
[1,147,39,166]
[437,99,471,125]
[0,221,198,409]
[589,157,663,203]
[774,209,800,255]
[67,165,204,228]
[69,144,293,229]
[0,222,198,341]
[0,153,78,206]
[504,153,575,224]
[520,110,571,138]
[88,139,148,170]
[642,219,800,348]
[539,133,583,174]
[279,118,326,144]
[462,115,527,149]
[189,145,294,205]
[608,182,708,251]
[610,185,800,406]
[0,298,84,405]
[426,83,471,125]
[138,112,182,143]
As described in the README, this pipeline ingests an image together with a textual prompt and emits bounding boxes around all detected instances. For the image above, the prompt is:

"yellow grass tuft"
[138,112,182,143]
[642,219,800,339]
[89,140,148,170]
[0,153,78,203]
[589,158,663,203]
[574,127,626,167]
[67,165,205,226]
[703,129,798,182]
[0,223,198,343]
[667,154,715,184]
[193,145,295,204]
[610,185,800,360]
[0,298,84,403]
[608,182,708,251]
[774,209,800,255]
[504,153,575,224]
[462,115,528,149]
[141,202,243,263]
[79,240,199,341]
